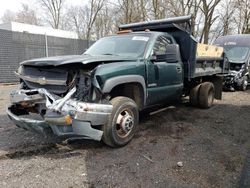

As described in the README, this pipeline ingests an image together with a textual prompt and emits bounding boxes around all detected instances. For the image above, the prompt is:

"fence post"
[45,33,48,57]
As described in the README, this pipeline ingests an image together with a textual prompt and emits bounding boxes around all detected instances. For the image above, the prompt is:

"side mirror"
[150,44,180,63]
[165,44,180,63]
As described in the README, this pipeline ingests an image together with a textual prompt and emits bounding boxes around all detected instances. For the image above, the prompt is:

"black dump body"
[119,15,226,79]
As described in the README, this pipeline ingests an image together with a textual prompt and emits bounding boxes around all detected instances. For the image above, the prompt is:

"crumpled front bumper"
[6,88,113,141]
[7,105,51,135]
[224,70,243,89]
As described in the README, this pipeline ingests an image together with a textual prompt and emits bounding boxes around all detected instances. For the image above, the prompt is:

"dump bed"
[119,15,227,79]
[195,43,225,77]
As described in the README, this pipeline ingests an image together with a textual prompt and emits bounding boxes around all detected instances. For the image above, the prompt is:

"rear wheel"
[102,97,138,147]
[198,82,215,109]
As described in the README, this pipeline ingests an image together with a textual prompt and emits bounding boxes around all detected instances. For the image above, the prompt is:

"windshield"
[84,34,150,57]
[224,46,250,62]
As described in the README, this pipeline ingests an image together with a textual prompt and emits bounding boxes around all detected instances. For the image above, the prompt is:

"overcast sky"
[0,0,84,18]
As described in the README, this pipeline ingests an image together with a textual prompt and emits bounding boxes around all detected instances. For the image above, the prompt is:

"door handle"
[176,67,182,73]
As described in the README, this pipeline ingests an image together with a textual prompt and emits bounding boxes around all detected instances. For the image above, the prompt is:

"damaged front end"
[223,63,247,91]
[7,65,112,141]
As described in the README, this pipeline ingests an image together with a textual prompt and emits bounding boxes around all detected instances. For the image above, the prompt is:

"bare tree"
[207,0,236,43]
[117,0,139,23]
[199,0,221,43]
[62,0,249,43]
[85,0,106,46]
[139,0,150,21]
[151,0,166,19]
[168,0,202,35]
[65,6,87,38]
[1,4,40,25]
[218,0,235,36]
[16,4,41,25]
[39,0,65,29]
[65,0,109,42]
[1,10,16,23]
[233,0,250,34]
[94,5,117,39]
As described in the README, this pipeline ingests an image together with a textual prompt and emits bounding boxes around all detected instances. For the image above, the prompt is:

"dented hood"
[21,54,136,66]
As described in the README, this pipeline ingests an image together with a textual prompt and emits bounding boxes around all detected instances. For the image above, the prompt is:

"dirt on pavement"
[0,84,249,188]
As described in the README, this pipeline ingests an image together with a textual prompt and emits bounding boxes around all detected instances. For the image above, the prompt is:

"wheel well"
[186,76,223,100]
[109,83,144,110]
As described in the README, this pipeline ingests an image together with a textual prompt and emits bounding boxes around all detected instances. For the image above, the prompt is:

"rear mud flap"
[212,76,223,100]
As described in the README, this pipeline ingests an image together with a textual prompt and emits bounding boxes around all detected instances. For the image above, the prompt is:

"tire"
[189,84,201,106]
[239,76,248,91]
[198,82,215,109]
[102,97,139,147]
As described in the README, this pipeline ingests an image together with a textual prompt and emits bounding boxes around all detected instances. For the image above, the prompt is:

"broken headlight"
[17,65,24,75]
[75,72,92,101]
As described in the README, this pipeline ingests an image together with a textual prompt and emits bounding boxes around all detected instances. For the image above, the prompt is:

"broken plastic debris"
[177,161,183,167]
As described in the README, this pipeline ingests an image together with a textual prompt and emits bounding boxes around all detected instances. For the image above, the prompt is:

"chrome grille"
[20,66,69,94]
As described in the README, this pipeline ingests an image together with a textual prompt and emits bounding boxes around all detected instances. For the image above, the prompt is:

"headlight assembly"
[17,65,24,75]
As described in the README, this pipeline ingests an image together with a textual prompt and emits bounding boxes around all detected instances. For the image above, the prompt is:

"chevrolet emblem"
[38,77,47,85]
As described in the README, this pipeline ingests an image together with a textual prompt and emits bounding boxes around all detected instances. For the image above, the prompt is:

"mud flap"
[211,75,223,100]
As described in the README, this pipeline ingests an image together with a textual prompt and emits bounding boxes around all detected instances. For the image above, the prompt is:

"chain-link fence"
[0,29,88,83]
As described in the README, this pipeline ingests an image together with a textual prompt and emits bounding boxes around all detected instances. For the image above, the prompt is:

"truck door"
[146,35,183,105]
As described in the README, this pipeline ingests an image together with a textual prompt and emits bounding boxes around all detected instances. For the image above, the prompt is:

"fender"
[102,75,147,105]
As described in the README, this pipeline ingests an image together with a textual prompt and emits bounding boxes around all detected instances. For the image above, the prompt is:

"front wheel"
[102,97,139,147]
[239,76,248,91]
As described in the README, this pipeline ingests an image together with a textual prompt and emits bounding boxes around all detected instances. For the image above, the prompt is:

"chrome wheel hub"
[116,110,134,137]
[243,80,248,87]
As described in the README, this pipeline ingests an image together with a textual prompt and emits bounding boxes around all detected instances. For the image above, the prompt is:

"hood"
[229,60,246,64]
[21,54,137,66]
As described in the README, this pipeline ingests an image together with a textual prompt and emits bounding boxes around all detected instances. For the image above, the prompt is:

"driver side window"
[153,35,172,55]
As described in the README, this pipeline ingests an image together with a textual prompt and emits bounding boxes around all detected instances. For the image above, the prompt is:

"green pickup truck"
[7,15,227,147]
